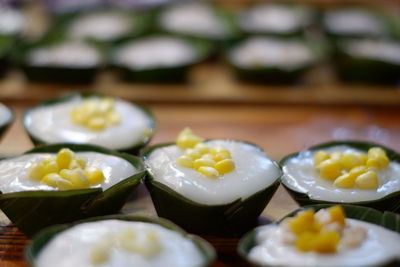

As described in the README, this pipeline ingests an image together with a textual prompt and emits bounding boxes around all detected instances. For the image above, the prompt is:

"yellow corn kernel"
[214,159,235,175]
[318,159,342,180]
[355,170,379,190]
[70,108,88,125]
[313,231,340,253]
[349,165,368,177]
[289,210,318,235]
[194,143,209,154]
[69,169,90,188]
[314,151,330,166]
[184,149,202,160]
[200,153,214,161]
[28,162,46,181]
[177,135,203,149]
[197,166,219,178]
[87,117,106,131]
[333,173,356,188]
[43,160,59,174]
[176,155,194,168]
[210,147,230,156]
[328,206,345,226]
[193,158,215,170]
[85,166,105,185]
[42,173,73,190]
[339,153,364,171]
[98,98,114,113]
[366,147,389,168]
[90,238,112,265]
[296,232,317,252]
[56,148,74,169]
[330,152,342,162]
[359,154,368,164]
[75,156,87,168]
[213,151,232,162]
[106,112,121,125]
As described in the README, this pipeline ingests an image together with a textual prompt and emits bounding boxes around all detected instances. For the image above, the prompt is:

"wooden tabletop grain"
[0,102,399,266]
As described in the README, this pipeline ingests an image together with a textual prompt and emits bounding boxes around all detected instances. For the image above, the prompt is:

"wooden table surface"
[0,101,399,266]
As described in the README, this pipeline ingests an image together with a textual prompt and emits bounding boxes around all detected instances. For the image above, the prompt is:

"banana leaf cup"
[50,8,151,46]
[332,38,400,85]
[238,204,400,267]
[23,93,156,155]
[235,3,317,38]
[0,35,14,77]
[226,36,322,84]
[14,35,105,84]
[0,143,146,236]
[111,35,213,83]
[280,140,400,213]
[322,7,391,40]
[0,103,14,141]
[154,1,240,48]
[25,214,216,267]
[141,141,281,237]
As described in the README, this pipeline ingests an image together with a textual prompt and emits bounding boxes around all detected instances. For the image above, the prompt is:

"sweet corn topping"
[71,97,121,131]
[313,147,390,190]
[90,228,161,264]
[28,148,104,190]
[175,128,235,178]
[282,206,366,254]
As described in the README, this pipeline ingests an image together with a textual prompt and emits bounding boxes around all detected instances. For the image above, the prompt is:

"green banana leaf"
[225,37,323,84]
[0,103,14,141]
[238,204,400,267]
[280,140,400,213]
[23,93,156,155]
[14,35,106,83]
[141,141,281,237]
[0,143,146,236]
[25,214,216,267]
[110,35,213,83]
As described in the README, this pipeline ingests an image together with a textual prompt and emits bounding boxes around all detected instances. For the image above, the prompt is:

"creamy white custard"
[0,6,24,35]
[231,37,314,70]
[68,11,132,41]
[159,2,228,38]
[249,219,400,267]
[36,219,205,267]
[343,39,400,64]
[324,9,385,36]
[113,36,197,69]
[28,41,101,67]
[145,140,281,205]
[24,96,153,150]
[238,4,312,33]
[0,103,12,126]
[282,145,400,202]
[0,152,136,193]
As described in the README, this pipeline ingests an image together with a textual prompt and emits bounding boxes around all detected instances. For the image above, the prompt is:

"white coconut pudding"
[342,39,400,65]
[68,11,132,42]
[0,147,137,193]
[0,103,12,127]
[230,37,315,70]
[282,145,400,203]
[248,206,400,267]
[27,41,101,68]
[113,36,197,70]
[238,4,313,34]
[145,128,281,205]
[0,6,25,35]
[159,2,229,38]
[323,8,386,37]
[36,220,205,267]
[24,96,154,150]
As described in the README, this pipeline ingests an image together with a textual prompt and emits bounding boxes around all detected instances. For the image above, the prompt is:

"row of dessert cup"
[0,94,398,266]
